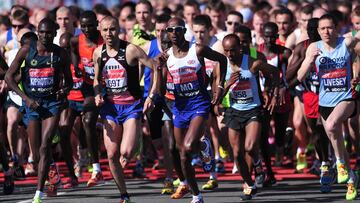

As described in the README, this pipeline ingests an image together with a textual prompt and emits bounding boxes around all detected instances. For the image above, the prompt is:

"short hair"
[100,16,119,27]
[319,13,338,27]
[223,33,240,46]
[207,0,226,12]
[93,4,112,17]
[307,18,321,42]
[274,8,294,23]
[38,18,59,30]
[254,10,270,21]
[168,17,185,27]
[69,5,82,20]
[156,14,171,24]
[12,9,29,23]
[227,11,243,24]
[56,6,70,15]
[235,25,251,39]
[136,0,153,14]
[80,10,97,21]
[300,4,314,15]
[193,14,212,29]
[0,15,11,28]
[255,1,272,12]
[184,0,200,10]
[352,5,360,18]
[264,22,278,33]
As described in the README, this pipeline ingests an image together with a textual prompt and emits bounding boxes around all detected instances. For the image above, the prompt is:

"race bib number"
[230,80,254,104]
[322,68,348,92]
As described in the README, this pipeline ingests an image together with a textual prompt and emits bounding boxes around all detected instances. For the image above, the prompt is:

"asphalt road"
[1,178,357,203]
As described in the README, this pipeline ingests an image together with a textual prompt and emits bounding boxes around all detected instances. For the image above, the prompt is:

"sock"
[215,153,221,160]
[297,147,305,155]
[192,193,203,201]
[336,158,345,165]
[348,170,356,184]
[34,190,44,199]
[210,172,217,180]
[28,157,34,163]
[180,180,188,186]
[321,161,330,166]
[92,163,101,173]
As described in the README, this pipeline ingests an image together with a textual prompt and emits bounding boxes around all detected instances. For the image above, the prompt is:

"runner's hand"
[143,97,155,113]
[25,97,39,110]
[278,87,286,106]
[95,94,104,107]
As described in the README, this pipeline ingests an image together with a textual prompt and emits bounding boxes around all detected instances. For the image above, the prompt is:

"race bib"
[29,67,54,92]
[230,80,254,104]
[170,67,201,97]
[322,68,347,92]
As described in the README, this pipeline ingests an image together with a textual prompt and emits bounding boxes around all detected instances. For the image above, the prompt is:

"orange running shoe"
[87,171,105,187]
[170,185,190,199]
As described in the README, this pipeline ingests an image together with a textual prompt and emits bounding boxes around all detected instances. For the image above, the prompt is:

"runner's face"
[264,27,278,46]
[237,32,250,54]
[80,17,98,38]
[223,39,239,62]
[318,19,336,43]
[352,16,360,31]
[100,20,119,45]
[38,23,55,45]
[155,22,167,40]
[167,20,185,45]
[192,24,209,45]
[135,3,151,29]
[275,14,292,36]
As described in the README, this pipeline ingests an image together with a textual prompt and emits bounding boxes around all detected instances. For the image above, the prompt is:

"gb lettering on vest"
[29,67,55,92]
[170,66,200,97]
[321,68,347,92]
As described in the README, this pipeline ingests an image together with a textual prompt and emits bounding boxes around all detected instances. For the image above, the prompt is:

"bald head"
[223,34,240,47]
[100,16,119,29]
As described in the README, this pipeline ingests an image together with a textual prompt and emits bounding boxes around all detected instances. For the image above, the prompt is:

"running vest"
[226,54,261,111]
[143,39,161,98]
[22,44,62,99]
[100,42,141,104]
[67,64,84,101]
[315,37,354,107]
[79,33,103,85]
[258,44,287,91]
[166,44,210,108]
[302,40,320,94]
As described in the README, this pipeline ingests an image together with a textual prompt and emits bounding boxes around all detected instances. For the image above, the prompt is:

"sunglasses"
[166,26,185,33]
[226,21,240,26]
[12,24,25,29]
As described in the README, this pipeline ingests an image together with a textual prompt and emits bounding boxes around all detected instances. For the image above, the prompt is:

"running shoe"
[190,197,204,203]
[346,172,358,201]
[320,165,333,185]
[254,163,265,188]
[48,164,61,186]
[3,170,14,195]
[219,146,229,159]
[263,173,276,187]
[171,185,190,199]
[11,160,25,180]
[87,171,105,187]
[232,163,239,174]
[32,197,41,203]
[215,159,226,173]
[309,159,321,176]
[132,162,146,178]
[202,179,218,190]
[46,183,58,197]
[161,179,174,194]
[63,178,79,189]
[200,136,214,172]
[240,183,257,201]
[296,152,308,172]
[191,156,202,167]
[173,178,180,187]
[337,163,350,184]
[119,193,131,203]
[25,162,37,176]
[74,162,83,178]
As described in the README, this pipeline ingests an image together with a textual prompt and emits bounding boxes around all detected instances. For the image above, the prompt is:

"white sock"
[210,172,217,180]
[321,161,329,166]
[336,158,345,165]
[192,193,203,201]
[28,157,34,163]
[180,180,188,186]
[34,190,44,199]
[297,147,305,155]
[93,163,101,173]
[215,154,221,160]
